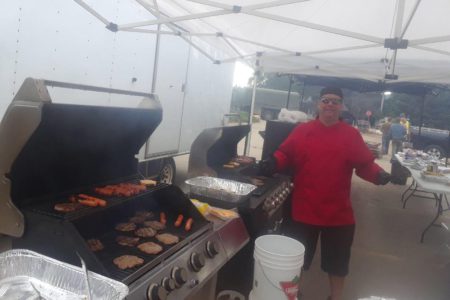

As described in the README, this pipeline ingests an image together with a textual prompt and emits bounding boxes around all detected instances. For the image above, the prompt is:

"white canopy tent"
[75,0,450,154]
[74,0,450,84]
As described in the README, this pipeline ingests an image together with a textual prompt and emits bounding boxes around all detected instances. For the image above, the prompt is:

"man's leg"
[320,224,355,300]
[328,275,345,300]
[382,135,388,154]
[391,140,399,159]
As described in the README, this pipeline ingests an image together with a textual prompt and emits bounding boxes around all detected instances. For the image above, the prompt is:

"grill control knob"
[190,252,206,272]
[147,283,167,300]
[206,240,220,258]
[161,277,176,292]
[171,267,187,287]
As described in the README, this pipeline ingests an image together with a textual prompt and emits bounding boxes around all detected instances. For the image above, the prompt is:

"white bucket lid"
[255,235,305,258]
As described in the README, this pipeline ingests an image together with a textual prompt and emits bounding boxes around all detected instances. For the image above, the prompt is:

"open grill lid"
[188,125,250,178]
[0,78,162,237]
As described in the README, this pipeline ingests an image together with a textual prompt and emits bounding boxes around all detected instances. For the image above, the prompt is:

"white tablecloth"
[395,154,450,195]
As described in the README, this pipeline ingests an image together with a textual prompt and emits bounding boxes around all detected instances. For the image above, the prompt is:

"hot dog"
[174,214,184,227]
[185,218,193,231]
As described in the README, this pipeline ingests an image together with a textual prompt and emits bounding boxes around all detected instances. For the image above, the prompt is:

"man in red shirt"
[261,87,391,300]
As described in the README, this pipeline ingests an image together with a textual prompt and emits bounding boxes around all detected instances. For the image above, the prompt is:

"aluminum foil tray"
[0,249,128,300]
[185,176,256,203]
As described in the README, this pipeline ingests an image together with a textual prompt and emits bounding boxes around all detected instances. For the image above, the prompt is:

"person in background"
[400,115,410,141]
[380,117,392,155]
[389,117,407,158]
[260,87,391,300]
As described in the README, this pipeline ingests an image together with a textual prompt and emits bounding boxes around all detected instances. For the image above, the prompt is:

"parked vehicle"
[1,1,234,183]
[231,87,301,120]
[410,126,450,158]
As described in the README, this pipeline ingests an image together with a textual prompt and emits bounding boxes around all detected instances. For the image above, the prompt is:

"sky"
[232,61,253,87]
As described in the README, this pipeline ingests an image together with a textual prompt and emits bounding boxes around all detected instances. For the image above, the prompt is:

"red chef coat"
[274,119,382,226]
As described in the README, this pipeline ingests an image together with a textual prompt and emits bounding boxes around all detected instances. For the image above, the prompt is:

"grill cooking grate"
[92,215,211,284]
[25,178,168,221]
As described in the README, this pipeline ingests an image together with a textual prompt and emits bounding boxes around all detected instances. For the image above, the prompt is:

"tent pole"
[286,75,293,108]
[418,93,426,136]
[144,23,162,159]
[151,24,161,93]
[300,80,306,111]
[380,93,385,113]
[244,58,260,156]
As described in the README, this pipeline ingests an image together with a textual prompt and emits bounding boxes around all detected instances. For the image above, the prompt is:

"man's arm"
[260,125,301,176]
[350,131,386,184]
[273,126,302,171]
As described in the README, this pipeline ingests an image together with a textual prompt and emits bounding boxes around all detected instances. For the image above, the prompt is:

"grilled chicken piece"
[115,222,137,232]
[137,242,163,255]
[143,220,166,231]
[156,233,179,245]
[87,239,104,252]
[140,179,157,187]
[135,210,154,218]
[113,255,144,270]
[129,216,147,224]
[134,227,157,238]
[116,235,140,247]
[54,203,82,213]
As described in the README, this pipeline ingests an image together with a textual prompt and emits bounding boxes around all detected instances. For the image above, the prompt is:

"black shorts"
[283,221,355,276]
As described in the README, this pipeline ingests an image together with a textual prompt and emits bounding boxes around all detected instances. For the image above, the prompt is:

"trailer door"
[144,34,189,158]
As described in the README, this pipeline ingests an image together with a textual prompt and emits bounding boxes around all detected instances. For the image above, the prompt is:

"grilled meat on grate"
[134,210,154,218]
[134,227,157,238]
[113,255,144,270]
[156,233,179,245]
[87,239,104,252]
[143,220,166,231]
[129,216,147,224]
[137,242,163,255]
[116,235,140,247]
[115,222,137,232]
[54,203,82,212]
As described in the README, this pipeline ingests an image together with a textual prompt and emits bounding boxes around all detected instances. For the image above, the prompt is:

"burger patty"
[86,239,104,252]
[134,210,154,218]
[129,216,147,224]
[134,227,157,238]
[113,255,144,270]
[115,222,137,232]
[137,242,163,255]
[156,233,179,245]
[116,235,140,247]
[143,220,166,231]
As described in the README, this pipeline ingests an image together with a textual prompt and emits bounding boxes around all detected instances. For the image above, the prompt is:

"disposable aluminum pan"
[0,249,128,300]
[185,176,257,203]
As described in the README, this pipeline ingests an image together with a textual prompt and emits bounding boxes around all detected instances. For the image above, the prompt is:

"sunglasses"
[320,98,342,105]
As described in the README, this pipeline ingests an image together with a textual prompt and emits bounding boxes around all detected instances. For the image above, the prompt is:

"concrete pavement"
[173,121,450,300]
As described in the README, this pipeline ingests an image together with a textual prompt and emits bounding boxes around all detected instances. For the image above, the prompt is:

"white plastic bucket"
[251,235,305,300]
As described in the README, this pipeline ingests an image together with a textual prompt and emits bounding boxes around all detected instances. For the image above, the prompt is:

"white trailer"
[0,0,235,182]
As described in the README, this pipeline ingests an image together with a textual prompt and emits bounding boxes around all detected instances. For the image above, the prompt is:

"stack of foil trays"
[185,176,256,203]
[0,249,128,300]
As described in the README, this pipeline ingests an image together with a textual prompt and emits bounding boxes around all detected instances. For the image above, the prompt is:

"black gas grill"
[188,125,292,234]
[188,125,293,296]
[1,78,249,300]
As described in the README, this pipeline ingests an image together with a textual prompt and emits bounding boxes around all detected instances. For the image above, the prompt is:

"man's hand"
[377,170,391,185]
[259,156,277,177]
